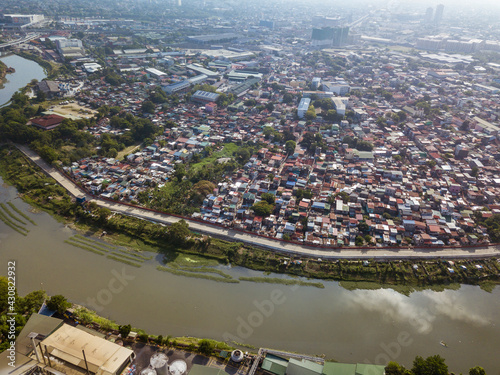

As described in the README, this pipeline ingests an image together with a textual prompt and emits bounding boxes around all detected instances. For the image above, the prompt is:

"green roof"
[322,362,385,375]
[355,364,385,375]
[288,358,323,375]
[15,314,64,356]
[322,362,356,375]
[262,355,288,375]
[188,365,231,375]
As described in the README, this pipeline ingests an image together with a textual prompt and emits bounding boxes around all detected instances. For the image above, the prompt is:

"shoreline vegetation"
[1,145,499,294]
[0,60,9,82]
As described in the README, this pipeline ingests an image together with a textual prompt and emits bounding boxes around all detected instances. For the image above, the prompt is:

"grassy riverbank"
[0,60,7,81]
[1,145,499,294]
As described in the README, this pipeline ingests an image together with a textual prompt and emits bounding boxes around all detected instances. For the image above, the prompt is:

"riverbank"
[0,59,14,82]
[0,60,6,81]
[1,145,499,293]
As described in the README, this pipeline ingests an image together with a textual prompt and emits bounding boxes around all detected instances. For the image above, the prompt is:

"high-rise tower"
[434,4,444,25]
[424,7,433,24]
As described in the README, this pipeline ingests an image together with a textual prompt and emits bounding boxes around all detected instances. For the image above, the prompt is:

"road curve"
[14,144,500,260]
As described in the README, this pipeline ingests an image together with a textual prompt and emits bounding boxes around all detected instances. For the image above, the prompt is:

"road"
[14,144,500,260]
[0,33,39,49]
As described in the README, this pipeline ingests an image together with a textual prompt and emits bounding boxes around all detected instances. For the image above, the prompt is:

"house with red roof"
[30,114,65,130]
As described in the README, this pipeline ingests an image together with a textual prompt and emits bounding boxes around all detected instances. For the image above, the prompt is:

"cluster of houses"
[60,42,500,247]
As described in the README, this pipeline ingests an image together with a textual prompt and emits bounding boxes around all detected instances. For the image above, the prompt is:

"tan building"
[0,314,134,375]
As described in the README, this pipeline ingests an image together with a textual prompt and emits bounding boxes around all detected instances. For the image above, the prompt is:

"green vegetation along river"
[0,176,499,374]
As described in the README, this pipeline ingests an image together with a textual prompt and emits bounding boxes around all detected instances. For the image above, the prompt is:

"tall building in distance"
[259,20,275,30]
[311,26,349,47]
[424,7,433,24]
[434,4,444,26]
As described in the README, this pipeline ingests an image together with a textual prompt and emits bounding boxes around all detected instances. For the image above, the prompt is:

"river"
[0,54,47,107]
[0,178,499,373]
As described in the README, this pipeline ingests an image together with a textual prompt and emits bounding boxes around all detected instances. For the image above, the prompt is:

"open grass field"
[48,103,97,119]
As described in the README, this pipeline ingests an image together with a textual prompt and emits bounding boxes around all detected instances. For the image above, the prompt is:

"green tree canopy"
[385,361,409,375]
[141,100,156,114]
[305,105,317,120]
[251,201,274,217]
[47,294,71,314]
[261,192,276,205]
[198,339,215,355]
[285,140,296,155]
[469,366,486,375]
[168,219,190,246]
[412,355,448,375]
[119,324,132,338]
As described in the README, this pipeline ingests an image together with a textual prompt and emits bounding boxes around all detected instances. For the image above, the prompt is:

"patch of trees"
[149,89,168,104]
[47,294,71,314]
[474,213,500,242]
[216,93,236,107]
[385,355,452,375]
[300,132,326,154]
[263,126,283,143]
[295,189,312,201]
[305,105,317,121]
[342,136,373,151]
[251,200,274,217]
[103,69,125,86]
[324,109,343,122]
[313,98,334,110]
[0,276,46,352]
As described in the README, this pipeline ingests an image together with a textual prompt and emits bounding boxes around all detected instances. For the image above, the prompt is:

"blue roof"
[312,202,326,209]
[193,90,220,102]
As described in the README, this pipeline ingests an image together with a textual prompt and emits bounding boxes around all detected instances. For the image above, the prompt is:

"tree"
[355,236,364,246]
[283,93,294,104]
[261,192,275,205]
[356,140,374,151]
[285,140,296,155]
[174,163,186,182]
[141,100,155,114]
[47,295,71,314]
[427,160,437,168]
[97,207,111,224]
[168,219,190,246]
[385,361,408,375]
[325,109,340,122]
[36,90,46,103]
[119,324,132,338]
[412,355,448,375]
[235,148,251,164]
[359,222,369,233]
[198,339,215,356]
[469,366,486,375]
[251,201,273,217]
[305,105,317,121]
[19,290,46,315]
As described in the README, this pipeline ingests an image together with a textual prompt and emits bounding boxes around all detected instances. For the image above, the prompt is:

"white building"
[298,98,311,119]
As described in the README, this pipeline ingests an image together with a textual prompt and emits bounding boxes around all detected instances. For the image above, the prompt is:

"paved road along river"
[15,144,500,260]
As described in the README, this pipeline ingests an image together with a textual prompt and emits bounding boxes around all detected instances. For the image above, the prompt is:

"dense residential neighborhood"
[1,0,500,252]
[49,45,500,248]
